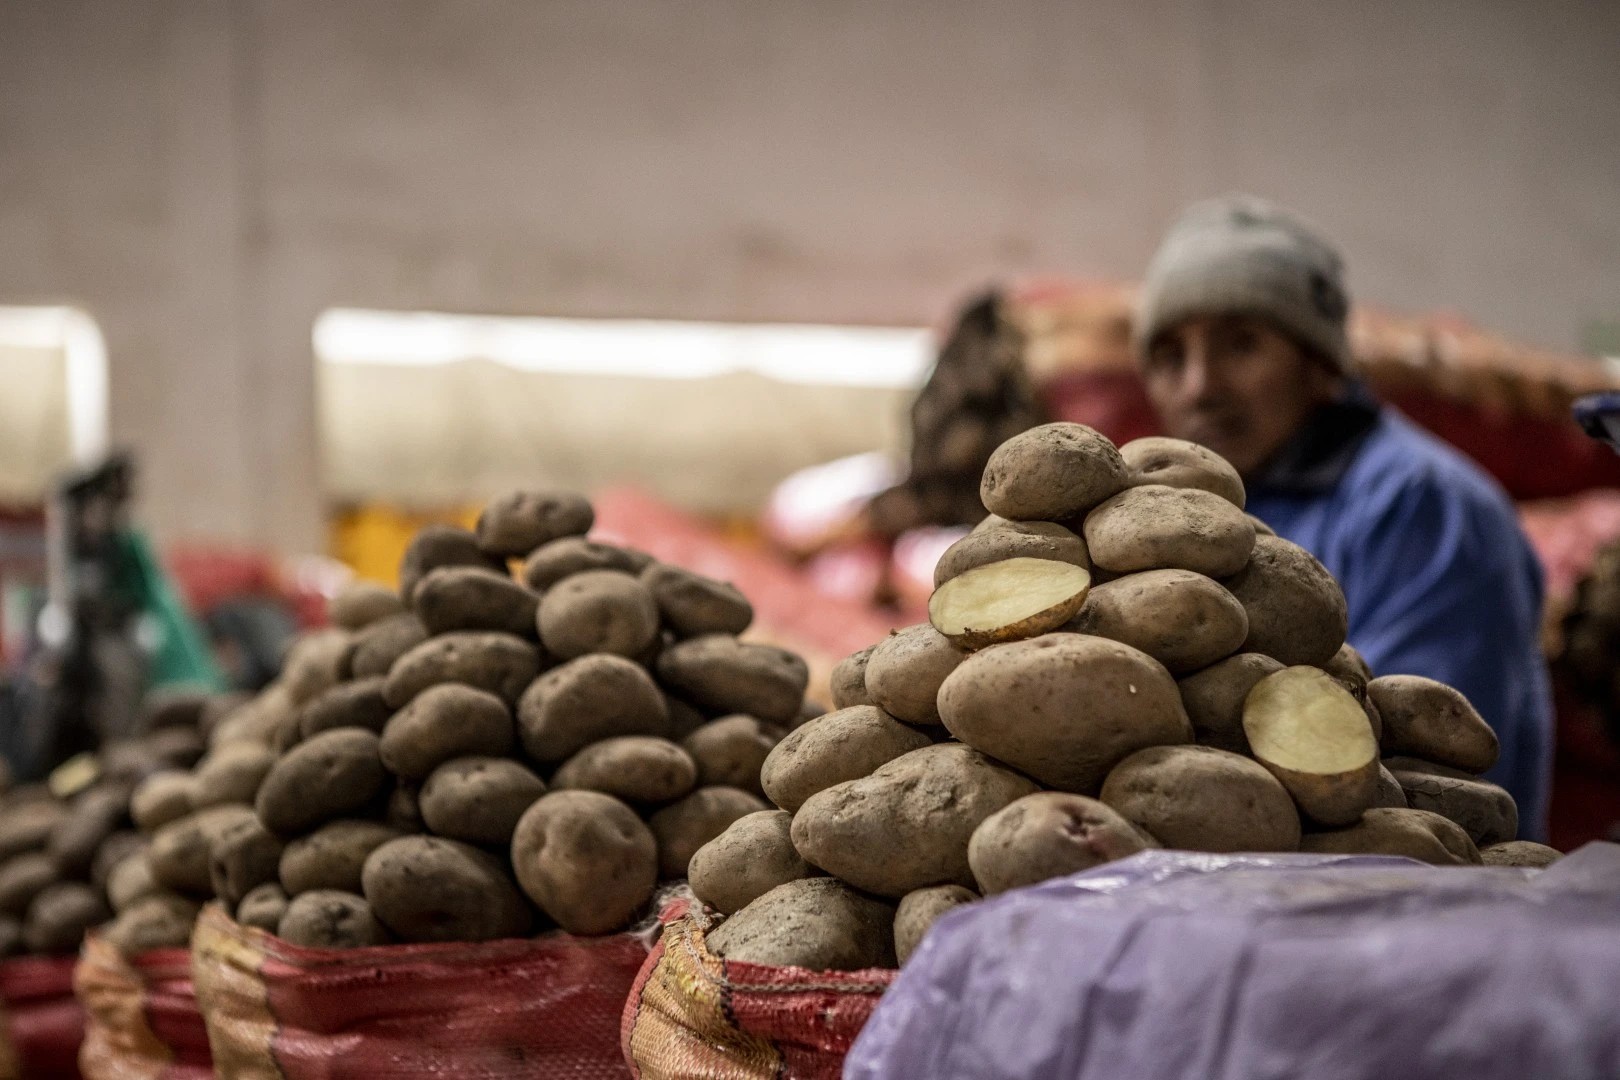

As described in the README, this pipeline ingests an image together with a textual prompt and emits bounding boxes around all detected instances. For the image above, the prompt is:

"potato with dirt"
[682,716,779,795]
[979,423,1129,522]
[0,799,67,861]
[1084,485,1255,578]
[537,570,660,660]
[236,883,290,932]
[0,854,59,916]
[300,677,393,739]
[549,737,696,804]
[23,883,110,954]
[279,820,404,896]
[281,629,355,707]
[348,614,429,680]
[398,525,505,605]
[278,890,392,949]
[1069,569,1248,675]
[255,729,387,836]
[968,793,1155,896]
[1480,840,1561,868]
[708,877,896,971]
[864,625,967,726]
[1300,807,1482,865]
[189,741,277,810]
[476,491,594,558]
[521,537,649,591]
[933,521,1091,587]
[105,894,199,956]
[649,786,770,879]
[760,705,934,814]
[1177,653,1283,754]
[362,836,530,943]
[893,884,979,966]
[1369,675,1500,775]
[517,654,668,762]
[1222,536,1348,667]
[641,563,753,637]
[209,816,286,906]
[419,758,546,847]
[412,566,541,638]
[1100,745,1301,853]
[1119,436,1246,508]
[48,784,130,878]
[510,791,659,935]
[938,634,1192,794]
[382,631,542,708]
[688,809,819,915]
[150,804,256,895]
[107,855,160,913]
[380,683,515,780]
[1386,769,1518,847]
[656,635,809,726]
[329,582,404,631]
[829,646,878,709]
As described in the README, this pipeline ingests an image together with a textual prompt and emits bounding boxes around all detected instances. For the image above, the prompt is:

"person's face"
[1141,315,1341,476]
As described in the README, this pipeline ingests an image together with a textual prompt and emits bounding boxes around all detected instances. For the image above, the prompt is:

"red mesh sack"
[74,935,211,1080]
[0,954,84,1080]
[190,902,647,1079]
[621,906,895,1080]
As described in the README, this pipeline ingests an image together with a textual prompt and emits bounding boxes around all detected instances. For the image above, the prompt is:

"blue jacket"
[1246,387,1554,842]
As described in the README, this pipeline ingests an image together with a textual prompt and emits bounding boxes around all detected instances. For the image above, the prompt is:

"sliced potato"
[928,558,1091,650]
[1243,666,1378,826]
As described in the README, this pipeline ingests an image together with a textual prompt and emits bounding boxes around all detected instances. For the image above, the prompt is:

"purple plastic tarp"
[845,845,1620,1080]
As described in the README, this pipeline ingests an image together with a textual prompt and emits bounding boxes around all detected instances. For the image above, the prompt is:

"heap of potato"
[688,423,1563,972]
[1556,539,1620,743]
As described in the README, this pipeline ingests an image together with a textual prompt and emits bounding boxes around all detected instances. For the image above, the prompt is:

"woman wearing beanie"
[1136,195,1553,841]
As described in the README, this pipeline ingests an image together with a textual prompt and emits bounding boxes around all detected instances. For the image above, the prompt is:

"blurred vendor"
[1135,195,1553,840]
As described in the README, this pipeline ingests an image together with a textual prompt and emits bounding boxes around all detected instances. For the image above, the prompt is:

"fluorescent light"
[0,306,108,466]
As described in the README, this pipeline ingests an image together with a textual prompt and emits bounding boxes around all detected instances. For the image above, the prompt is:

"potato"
[398,524,505,605]
[22,883,109,953]
[209,816,286,906]
[550,737,696,804]
[1322,642,1373,695]
[282,629,354,706]
[1480,840,1561,868]
[510,791,658,935]
[49,785,129,878]
[830,646,878,709]
[517,654,668,762]
[682,716,779,795]
[893,885,978,966]
[145,727,206,770]
[199,693,251,742]
[1069,570,1248,675]
[1387,770,1518,847]
[142,687,212,731]
[521,537,647,591]
[91,831,146,892]
[790,744,1037,897]
[707,877,896,971]
[1100,745,1301,852]
[929,559,1093,650]
[385,781,425,833]
[1119,436,1245,508]
[0,917,18,959]
[938,634,1192,794]
[864,625,967,726]
[657,635,809,726]
[108,853,160,913]
[649,787,770,879]
[1177,653,1282,754]
[688,810,818,915]
[760,706,933,814]
[1222,536,1347,667]
[279,820,403,896]
[0,800,67,861]
[362,836,530,943]
[104,894,199,956]
[641,564,753,637]
[348,613,430,680]
[383,631,542,709]
[299,676,393,739]
[1246,514,1275,537]
[933,521,1091,588]
[150,805,256,895]
[792,699,826,730]
[379,683,515,780]
[328,581,405,631]
[413,566,540,637]
[968,793,1154,896]
[1378,756,1478,781]
[979,423,1129,522]
[477,491,594,558]
[256,729,387,836]
[420,757,546,847]
[1372,764,1408,809]
[537,570,660,660]
[190,741,277,810]
[279,890,391,949]
[1368,675,1500,775]
[1243,667,1379,826]
[1084,485,1255,579]
[208,684,291,749]
[1299,807,1482,865]
[0,854,60,916]
[664,694,710,741]
[236,883,290,932]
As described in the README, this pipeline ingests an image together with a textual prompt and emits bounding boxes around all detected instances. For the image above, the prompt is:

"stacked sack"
[687,424,1563,970]
[168,490,813,947]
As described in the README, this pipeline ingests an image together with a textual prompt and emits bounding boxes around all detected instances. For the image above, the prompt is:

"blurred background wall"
[2,0,1617,551]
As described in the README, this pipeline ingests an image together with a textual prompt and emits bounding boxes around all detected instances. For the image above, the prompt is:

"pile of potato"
[123,490,813,950]
[688,424,1563,972]
[1555,538,1620,744]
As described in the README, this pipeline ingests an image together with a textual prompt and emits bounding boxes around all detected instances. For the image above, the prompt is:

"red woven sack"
[191,902,648,1079]
[75,935,211,1080]
[0,954,84,1080]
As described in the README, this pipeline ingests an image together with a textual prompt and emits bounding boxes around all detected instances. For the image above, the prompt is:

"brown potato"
[1243,666,1379,826]
[664,694,710,741]
[255,729,387,836]
[398,524,505,606]
[476,491,594,558]
[362,836,530,943]
[790,744,1038,897]
[1246,514,1276,537]
[1084,485,1255,578]
[279,890,392,948]
[1299,807,1481,865]
[1322,642,1373,695]
[382,632,542,708]
[1379,756,1478,781]
[282,629,355,706]
[300,677,393,740]
[649,787,770,879]
[108,854,160,913]
[760,706,934,814]
[199,694,252,742]
[0,917,17,959]
[1119,437,1245,508]
[893,885,978,966]
[236,883,290,932]
[830,645,878,709]
[24,883,110,954]
[149,805,256,895]
[190,741,277,810]
[90,831,145,892]
[1372,764,1408,809]
[1222,536,1348,667]
[929,559,1092,650]
[104,894,199,956]
[48,785,130,878]
[550,737,696,804]
[384,781,425,833]
[1100,745,1301,853]
[1387,770,1518,847]
[537,570,660,660]
[328,582,405,631]
[379,683,515,780]
[521,537,648,591]
[865,625,967,726]
[933,521,1091,587]
[279,820,403,896]
[0,854,60,916]
[979,423,1129,522]
[517,654,668,763]
[938,634,1192,794]
[209,816,286,906]
[420,757,546,847]
[141,687,212,731]
[145,727,206,770]
[1069,570,1248,675]
[208,683,293,749]
[1480,840,1561,868]
[510,791,658,935]
[1369,675,1500,775]
[348,614,430,680]
[688,810,818,915]
[967,793,1154,895]
[0,800,67,861]
[656,635,809,726]
[413,566,539,637]
[707,877,896,971]
[1178,653,1284,754]
[682,716,779,795]
[641,564,753,637]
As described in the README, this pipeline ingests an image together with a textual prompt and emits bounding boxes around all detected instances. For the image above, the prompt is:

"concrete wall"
[2,0,1617,551]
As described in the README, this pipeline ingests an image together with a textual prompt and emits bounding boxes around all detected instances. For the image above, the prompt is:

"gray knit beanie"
[1134,195,1351,372]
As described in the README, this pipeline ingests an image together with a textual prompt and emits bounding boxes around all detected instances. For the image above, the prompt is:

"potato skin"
[1084,485,1255,578]
[979,423,1129,522]
[1372,764,1409,809]
[521,537,647,591]
[537,570,660,660]
[1100,745,1301,853]
[830,646,878,709]
[108,854,160,913]
[933,521,1091,587]
[760,706,934,814]
[362,836,531,943]
[282,630,354,707]
[656,635,809,726]
[688,810,818,915]
[279,820,404,896]
[863,625,966,727]
[209,816,286,906]
[190,742,277,810]
[1299,807,1482,865]
[939,634,1192,794]
[682,716,779,796]
[476,490,594,558]
[517,654,668,762]
[24,883,110,954]
[236,883,290,932]
[49,785,130,878]
[1119,437,1246,508]
[279,890,391,948]
[379,683,515,781]
[641,564,753,637]
[105,894,199,956]
[299,677,392,741]
[1480,840,1561,868]
[150,805,256,895]
[0,800,66,862]
[1369,675,1500,775]
[649,787,770,880]
[549,737,696,804]
[412,566,540,638]
[398,525,505,606]
[1222,536,1348,667]
[91,831,146,892]
[510,791,658,935]
[1177,653,1283,754]
[968,793,1153,895]
[255,729,387,836]
[348,614,429,680]
[329,582,405,631]
[893,885,978,966]
[707,877,896,971]
[1387,770,1518,847]
[419,757,546,847]
[382,632,542,708]
[0,854,60,916]
[790,744,1038,897]
[1069,570,1248,675]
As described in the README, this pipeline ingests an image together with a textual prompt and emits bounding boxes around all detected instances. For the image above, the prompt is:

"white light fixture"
[0,305,109,466]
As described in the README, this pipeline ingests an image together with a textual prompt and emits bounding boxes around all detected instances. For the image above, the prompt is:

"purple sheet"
[845,845,1620,1080]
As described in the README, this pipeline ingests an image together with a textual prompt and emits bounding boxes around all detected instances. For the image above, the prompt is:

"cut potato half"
[928,558,1091,650]
[1243,666,1378,826]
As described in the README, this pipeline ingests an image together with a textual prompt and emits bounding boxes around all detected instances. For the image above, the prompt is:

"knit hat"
[1134,195,1351,373]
